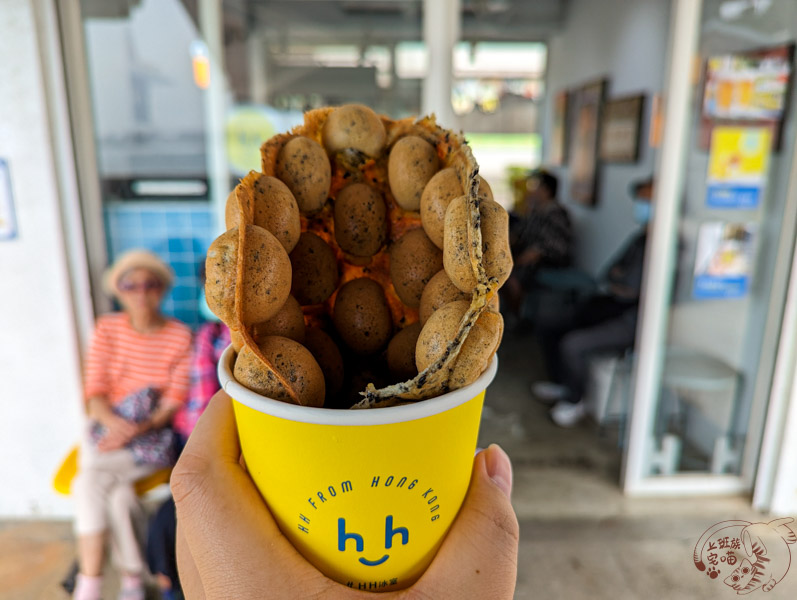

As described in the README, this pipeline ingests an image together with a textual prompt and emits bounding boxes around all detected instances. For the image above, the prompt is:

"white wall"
[543,0,671,275]
[0,0,86,517]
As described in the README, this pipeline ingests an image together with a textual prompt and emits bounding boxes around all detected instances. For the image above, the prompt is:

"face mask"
[632,200,653,225]
[198,287,219,322]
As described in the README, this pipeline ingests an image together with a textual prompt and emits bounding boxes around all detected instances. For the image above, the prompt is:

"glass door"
[624,0,797,494]
[73,0,427,328]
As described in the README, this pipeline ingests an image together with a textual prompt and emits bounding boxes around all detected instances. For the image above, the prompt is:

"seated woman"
[71,250,192,600]
[504,170,573,323]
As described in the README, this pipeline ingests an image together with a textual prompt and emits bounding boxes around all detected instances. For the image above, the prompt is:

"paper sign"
[706,127,770,209]
[693,222,755,300]
[0,159,18,240]
[226,105,303,176]
[703,49,792,122]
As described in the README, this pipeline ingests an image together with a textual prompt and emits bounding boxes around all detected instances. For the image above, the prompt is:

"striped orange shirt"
[84,313,193,408]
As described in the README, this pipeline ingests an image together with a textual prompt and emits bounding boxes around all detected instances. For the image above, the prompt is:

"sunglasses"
[118,279,163,293]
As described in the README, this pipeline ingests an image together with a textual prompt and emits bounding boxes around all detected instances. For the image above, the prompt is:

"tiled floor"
[0,520,74,600]
[3,331,796,599]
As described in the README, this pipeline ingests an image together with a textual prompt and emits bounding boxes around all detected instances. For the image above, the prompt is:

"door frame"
[621,0,705,495]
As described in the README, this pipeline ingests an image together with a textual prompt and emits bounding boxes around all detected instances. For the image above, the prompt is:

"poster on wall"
[226,105,304,176]
[549,91,569,166]
[699,44,794,150]
[599,94,645,162]
[568,79,607,207]
[693,222,756,300]
[706,126,771,209]
[0,159,18,241]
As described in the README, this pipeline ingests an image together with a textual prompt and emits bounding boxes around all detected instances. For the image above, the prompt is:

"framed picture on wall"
[568,78,607,207]
[600,94,645,162]
[550,90,569,166]
[698,43,795,151]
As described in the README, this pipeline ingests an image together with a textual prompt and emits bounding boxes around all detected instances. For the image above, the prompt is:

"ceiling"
[82,0,569,43]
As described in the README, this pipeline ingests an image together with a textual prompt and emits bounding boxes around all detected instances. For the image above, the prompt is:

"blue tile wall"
[104,202,219,330]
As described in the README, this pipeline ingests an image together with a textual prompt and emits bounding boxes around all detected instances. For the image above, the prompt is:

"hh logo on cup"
[339,516,409,567]
[694,517,796,594]
[292,473,443,590]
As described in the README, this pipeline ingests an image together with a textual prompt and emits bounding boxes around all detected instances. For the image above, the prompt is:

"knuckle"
[472,500,520,546]
[170,449,213,507]
[491,504,520,544]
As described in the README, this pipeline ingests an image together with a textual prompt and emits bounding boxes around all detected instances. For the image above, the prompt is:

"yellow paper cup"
[219,346,498,592]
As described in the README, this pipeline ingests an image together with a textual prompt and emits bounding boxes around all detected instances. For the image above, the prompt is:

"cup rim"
[219,344,498,425]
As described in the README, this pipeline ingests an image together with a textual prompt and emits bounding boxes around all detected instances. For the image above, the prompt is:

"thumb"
[413,444,519,599]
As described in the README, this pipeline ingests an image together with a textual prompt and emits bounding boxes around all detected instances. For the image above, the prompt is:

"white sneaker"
[117,587,145,600]
[550,400,587,428]
[531,381,568,404]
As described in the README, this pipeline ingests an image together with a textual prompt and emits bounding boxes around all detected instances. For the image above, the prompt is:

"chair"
[521,267,597,324]
[53,445,172,497]
[591,346,742,475]
[589,349,634,443]
[656,347,742,475]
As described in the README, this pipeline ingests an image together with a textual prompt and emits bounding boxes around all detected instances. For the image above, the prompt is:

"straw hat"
[102,249,174,297]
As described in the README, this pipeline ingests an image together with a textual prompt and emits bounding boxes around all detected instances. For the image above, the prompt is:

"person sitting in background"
[146,283,230,600]
[534,177,654,428]
[71,250,192,600]
[504,169,573,323]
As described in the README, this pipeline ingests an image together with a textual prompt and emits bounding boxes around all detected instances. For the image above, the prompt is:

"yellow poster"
[706,127,771,209]
[226,106,277,176]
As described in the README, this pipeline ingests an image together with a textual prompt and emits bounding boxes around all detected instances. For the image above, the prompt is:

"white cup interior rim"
[219,345,498,425]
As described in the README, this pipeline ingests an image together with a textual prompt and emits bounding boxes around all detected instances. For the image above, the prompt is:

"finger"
[106,427,131,443]
[171,391,336,598]
[109,431,127,445]
[110,418,135,435]
[98,435,122,452]
[413,444,518,599]
[117,418,136,432]
[176,522,206,600]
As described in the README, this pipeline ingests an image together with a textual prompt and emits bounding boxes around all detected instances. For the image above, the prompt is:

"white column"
[422,0,460,126]
[621,0,702,494]
[38,0,98,351]
[248,30,268,105]
[199,0,229,235]
[54,0,110,322]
